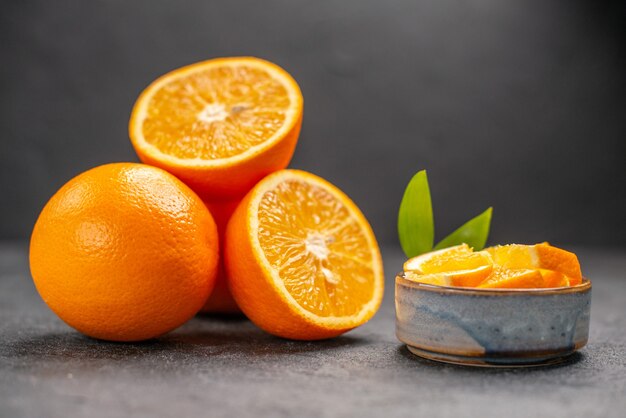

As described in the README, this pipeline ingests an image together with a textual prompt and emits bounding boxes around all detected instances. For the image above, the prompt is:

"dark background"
[1,0,625,248]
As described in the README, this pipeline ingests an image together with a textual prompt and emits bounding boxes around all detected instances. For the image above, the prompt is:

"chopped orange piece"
[403,242,582,289]
[477,267,544,289]
[404,271,452,287]
[535,243,582,285]
[485,244,536,269]
[404,244,493,276]
[539,269,571,288]
[404,244,471,272]
[405,264,493,287]
[486,243,582,285]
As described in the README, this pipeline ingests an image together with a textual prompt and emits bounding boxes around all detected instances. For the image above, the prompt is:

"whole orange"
[29,163,219,341]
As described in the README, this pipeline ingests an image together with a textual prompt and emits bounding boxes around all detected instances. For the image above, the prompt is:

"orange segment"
[535,243,582,285]
[485,244,536,269]
[404,265,493,287]
[447,265,494,287]
[539,269,571,288]
[486,243,582,285]
[225,169,384,340]
[404,244,472,271]
[129,57,303,198]
[404,244,493,280]
[405,243,582,290]
[404,271,452,287]
[478,267,545,289]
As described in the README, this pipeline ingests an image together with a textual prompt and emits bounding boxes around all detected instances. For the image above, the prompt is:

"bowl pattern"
[396,275,591,367]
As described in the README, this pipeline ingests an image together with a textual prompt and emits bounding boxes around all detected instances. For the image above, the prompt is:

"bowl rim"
[396,272,591,296]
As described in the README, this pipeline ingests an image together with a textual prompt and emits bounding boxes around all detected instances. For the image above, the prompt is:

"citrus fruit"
[403,243,582,289]
[129,57,303,199]
[477,267,544,289]
[404,265,493,288]
[200,197,242,314]
[539,269,570,288]
[404,244,493,287]
[224,169,384,340]
[29,163,219,342]
[485,243,582,285]
[404,271,453,287]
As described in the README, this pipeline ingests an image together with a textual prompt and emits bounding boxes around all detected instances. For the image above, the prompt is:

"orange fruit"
[129,57,303,199]
[404,265,493,288]
[477,267,545,289]
[29,163,219,342]
[403,243,582,289]
[225,169,384,340]
[404,271,453,287]
[539,269,570,288]
[200,197,242,314]
[485,243,582,285]
[404,244,494,287]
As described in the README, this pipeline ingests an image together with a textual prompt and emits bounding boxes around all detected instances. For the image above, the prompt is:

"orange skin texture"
[133,114,301,199]
[200,197,242,314]
[29,163,219,342]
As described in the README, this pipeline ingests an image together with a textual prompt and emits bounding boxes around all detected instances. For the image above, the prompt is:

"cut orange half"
[225,169,384,340]
[129,57,303,198]
[404,271,453,287]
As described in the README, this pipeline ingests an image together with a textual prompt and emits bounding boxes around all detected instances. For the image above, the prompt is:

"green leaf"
[398,170,434,258]
[434,207,493,251]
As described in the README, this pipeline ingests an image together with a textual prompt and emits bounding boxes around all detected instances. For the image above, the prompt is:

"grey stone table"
[1,242,625,418]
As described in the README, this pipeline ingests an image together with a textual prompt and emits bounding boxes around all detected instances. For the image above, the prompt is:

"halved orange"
[486,243,582,285]
[225,169,384,340]
[404,244,493,287]
[404,271,453,287]
[129,57,303,198]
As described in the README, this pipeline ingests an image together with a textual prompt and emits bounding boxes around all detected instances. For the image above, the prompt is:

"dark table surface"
[1,242,625,418]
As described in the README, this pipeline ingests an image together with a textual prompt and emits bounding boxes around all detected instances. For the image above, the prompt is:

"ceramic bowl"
[396,273,591,367]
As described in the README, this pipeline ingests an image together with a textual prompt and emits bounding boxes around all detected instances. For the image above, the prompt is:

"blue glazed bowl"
[396,273,591,367]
